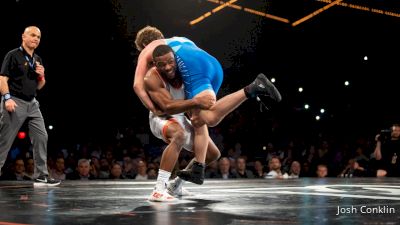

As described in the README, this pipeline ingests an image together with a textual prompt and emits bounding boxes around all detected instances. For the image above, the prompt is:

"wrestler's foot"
[244,73,282,102]
[148,189,176,202]
[176,161,205,185]
[167,179,193,197]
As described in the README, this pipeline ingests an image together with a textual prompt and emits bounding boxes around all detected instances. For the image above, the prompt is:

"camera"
[378,129,392,142]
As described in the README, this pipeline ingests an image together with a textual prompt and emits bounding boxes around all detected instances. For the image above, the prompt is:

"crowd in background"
[1,107,398,181]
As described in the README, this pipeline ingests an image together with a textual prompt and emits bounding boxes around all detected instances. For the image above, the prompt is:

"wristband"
[37,75,45,81]
[3,93,11,102]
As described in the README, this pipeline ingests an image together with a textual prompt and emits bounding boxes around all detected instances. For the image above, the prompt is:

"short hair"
[78,159,90,167]
[152,45,173,60]
[317,164,327,169]
[135,26,164,51]
[269,156,281,163]
[111,162,122,169]
[236,156,246,163]
[218,157,230,164]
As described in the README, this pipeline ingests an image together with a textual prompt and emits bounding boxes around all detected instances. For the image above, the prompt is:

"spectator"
[109,162,124,179]
[135,160,148,180]
[89,156,100,178]
[205,160,218,178]
[1,158,30,180]
[253,160,266,178]
[288,161,301,178]
[147,168,157,179]
[339,159,367,177]
[98,158,110,179]
[235,157,254,178]
[51,157,66,181]
[122,156,136,179]
[316,164,328,178]
[373,124,400,177]
[265,156,287,179]
[300,161,312,177]
[354,146,369,165]
[24,158,35,180]
[67,159,95,180]
[208,157,237,179]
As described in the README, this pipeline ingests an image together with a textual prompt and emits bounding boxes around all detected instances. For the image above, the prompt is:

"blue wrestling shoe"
[245,73,282,102]
[176,161,205,185]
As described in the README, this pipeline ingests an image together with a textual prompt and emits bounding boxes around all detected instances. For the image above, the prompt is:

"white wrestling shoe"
[148,189,176,202]
[167,180,193,197]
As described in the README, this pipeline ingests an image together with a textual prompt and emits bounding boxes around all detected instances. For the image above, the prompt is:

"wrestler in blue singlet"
[166,37,223,99]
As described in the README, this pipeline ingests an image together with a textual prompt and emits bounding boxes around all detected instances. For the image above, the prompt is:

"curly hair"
[135,26,164,51]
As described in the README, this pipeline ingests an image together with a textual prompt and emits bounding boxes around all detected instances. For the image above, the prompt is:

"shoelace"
[257,96,269,112]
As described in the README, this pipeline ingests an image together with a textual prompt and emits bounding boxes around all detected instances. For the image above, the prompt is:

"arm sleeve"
[0,52,14,77]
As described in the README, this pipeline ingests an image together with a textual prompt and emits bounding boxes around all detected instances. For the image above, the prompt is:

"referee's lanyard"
[19,46,35,70]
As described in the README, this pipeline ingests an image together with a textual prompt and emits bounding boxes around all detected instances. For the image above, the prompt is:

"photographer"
[373,124,400,177]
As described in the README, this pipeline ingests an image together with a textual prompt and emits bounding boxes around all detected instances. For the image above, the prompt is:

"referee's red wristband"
[37,76,45,81]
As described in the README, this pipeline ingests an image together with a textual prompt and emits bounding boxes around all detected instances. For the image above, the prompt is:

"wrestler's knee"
[191,116,220,128]
[191,110,220,128]
[206,116,221,127]
[207,146,221,162]
[211,150,221,161]
[191,116,206,128]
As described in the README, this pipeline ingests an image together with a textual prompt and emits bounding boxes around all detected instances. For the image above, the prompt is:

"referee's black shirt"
[0,47,43,101]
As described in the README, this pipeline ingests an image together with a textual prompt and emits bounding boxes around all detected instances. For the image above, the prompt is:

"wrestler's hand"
[194,95,215,110]
[5,99,18,112]
[152,108,165,117]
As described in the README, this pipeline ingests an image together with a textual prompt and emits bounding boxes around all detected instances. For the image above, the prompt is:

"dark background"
[1,0,399,148]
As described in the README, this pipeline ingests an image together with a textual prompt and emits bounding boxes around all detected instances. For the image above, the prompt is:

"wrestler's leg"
[168,137,221,195]
[150,122,185,201]
[192,74,282,127]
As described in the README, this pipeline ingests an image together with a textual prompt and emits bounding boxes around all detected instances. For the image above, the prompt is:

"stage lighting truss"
[190,0,400,27]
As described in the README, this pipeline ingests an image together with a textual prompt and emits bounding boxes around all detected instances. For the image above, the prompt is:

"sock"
[155,169,171,192]
[193,161,206,169]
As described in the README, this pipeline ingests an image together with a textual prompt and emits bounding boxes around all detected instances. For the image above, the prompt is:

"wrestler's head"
[135,26,164,51]
[153,45,176,80]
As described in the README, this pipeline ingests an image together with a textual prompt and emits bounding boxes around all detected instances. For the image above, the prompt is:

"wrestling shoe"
[176,161,205,185]
[167,180,193,197]
[244,73,282,102]
[33,176,61,187]
[148,189,176,202]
